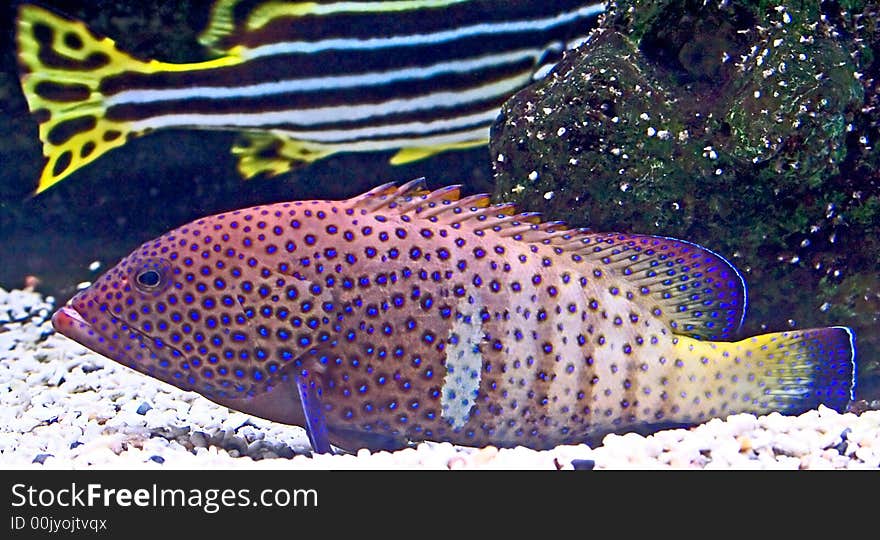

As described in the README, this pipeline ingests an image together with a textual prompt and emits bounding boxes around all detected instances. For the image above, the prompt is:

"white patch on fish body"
[441,295,484,430]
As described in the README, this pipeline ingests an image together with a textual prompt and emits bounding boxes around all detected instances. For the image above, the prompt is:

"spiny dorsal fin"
[350,178,431,213]
[349,182,747,341]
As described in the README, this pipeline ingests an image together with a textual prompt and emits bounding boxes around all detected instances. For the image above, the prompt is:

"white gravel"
[2,286,878,470]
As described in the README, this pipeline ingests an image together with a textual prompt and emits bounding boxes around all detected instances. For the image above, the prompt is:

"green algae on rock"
[490,0,880,398]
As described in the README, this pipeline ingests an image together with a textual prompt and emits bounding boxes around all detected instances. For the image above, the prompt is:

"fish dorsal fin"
[200,0,474,54]
[349,177,432,212]
[348,182,746,340]
[199,0,246,53]
[563,233,747,340]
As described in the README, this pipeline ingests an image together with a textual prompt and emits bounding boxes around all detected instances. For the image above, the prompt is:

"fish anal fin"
[389,139,487,165]
[232,132,335,179]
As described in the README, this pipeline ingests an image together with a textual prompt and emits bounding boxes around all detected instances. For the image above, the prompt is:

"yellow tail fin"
[16,5,241,193]
[15,5,150,193]
[672,327,855,420]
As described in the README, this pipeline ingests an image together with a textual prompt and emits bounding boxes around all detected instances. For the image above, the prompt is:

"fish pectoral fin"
[294,361,409,454]
[294,366,333,454]
[389,139,488,165]
[232,132,335,179]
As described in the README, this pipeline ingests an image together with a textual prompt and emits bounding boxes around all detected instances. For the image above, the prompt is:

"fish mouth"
[52,304,166,374]
[52,305,127,362]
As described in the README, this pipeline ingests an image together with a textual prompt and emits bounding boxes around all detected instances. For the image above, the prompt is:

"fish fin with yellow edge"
[232,132,335,179]
[671,327,856,419]
[389,139,488,165]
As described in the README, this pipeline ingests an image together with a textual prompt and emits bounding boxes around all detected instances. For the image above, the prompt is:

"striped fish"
[15,0,604,193]
[52,180,857,453]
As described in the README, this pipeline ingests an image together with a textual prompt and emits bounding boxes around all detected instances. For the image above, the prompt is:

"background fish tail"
[15,5,153,192]
[671,327,856,421]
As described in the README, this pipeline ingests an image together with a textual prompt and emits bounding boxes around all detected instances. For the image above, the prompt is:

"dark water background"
[0,0,877,401]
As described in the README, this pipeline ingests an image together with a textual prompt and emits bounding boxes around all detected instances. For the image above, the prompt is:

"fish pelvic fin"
[232,132,335,179]
[389,139,489,165]
[671,327,856,420]
[16,5,244,193]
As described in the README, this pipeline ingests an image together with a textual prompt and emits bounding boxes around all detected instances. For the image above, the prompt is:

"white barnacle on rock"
[441,296,485,431]
[702,146,718,160]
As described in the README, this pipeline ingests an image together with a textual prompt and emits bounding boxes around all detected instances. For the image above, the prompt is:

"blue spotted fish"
[52,180,857,452]
[15,0,604,193]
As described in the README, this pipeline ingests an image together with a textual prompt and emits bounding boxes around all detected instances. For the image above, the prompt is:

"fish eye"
[135,269,163,291]
[131,257,172,293]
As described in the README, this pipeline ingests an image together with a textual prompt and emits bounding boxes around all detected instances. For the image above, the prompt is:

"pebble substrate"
[1,287,878,470]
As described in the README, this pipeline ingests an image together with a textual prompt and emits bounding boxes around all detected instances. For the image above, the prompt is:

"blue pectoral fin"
[294,370,332,454]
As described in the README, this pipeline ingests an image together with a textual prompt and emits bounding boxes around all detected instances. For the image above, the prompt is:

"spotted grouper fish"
[52,180,857,452]
[16,0,603,193]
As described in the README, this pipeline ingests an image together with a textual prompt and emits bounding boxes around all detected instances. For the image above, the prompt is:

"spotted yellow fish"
[15,0,604,193]
[52,180,857,453]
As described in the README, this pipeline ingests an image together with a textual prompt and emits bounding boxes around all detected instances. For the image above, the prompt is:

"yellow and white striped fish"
[15,0,605,193]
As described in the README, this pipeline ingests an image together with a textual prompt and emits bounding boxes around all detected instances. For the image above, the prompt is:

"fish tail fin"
[672,327,856,419]
[16,4,146,193]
